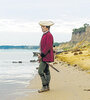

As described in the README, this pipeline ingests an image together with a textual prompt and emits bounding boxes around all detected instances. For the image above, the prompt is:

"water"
[0,49,39,100]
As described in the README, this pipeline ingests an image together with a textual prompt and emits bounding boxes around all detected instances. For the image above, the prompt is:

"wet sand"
[16,61,90,100]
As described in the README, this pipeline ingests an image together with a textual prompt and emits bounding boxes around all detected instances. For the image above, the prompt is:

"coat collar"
[43,30,49,35]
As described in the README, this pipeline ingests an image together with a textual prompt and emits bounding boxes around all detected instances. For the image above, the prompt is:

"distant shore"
[0,45,39,49]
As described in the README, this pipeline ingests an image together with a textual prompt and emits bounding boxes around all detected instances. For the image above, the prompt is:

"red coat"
[40,31,54,62]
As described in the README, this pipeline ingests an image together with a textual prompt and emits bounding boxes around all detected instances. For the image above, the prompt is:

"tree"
[72,23,89,34]
[84,23,89,28]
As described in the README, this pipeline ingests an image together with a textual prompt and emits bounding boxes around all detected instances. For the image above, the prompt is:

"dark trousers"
[38,61,51,86]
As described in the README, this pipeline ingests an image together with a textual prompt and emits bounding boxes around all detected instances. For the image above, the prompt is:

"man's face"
[41,26,49,32]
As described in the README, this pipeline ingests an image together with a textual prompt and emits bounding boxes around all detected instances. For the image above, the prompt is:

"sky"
[0,0,90,45]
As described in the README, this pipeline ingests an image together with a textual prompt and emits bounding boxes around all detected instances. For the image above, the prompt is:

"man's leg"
[38,61,48,93]
[44,63,51,90]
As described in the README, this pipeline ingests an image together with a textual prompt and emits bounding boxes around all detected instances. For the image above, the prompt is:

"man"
[38,21,54,93]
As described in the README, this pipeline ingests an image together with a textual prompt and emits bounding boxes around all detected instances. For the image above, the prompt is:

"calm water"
[0,49,39,100]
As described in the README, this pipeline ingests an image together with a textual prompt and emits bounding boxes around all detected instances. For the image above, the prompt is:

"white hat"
[39,21,54,26]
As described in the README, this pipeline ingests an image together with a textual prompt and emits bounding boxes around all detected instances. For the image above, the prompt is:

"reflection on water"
[0,49,39,100]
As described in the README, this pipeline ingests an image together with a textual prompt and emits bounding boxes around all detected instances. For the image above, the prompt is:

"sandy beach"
[16,60,90,100]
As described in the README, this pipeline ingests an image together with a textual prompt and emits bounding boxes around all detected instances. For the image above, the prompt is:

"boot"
[47,84,50,90]
[38,86,48,93]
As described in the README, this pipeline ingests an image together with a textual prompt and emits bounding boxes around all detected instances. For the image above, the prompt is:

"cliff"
[70,26,90,43]
[85,26,90,41]
[56,25,90,51]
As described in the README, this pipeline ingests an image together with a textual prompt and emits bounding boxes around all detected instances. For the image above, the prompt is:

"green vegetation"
[53,42,69,47]
[53,42,60,46]
[72,23,89,34]
[63,46,73,51]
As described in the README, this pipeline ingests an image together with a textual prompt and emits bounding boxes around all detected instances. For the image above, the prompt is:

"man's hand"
[38,54,42,59]
[38,54,42,63]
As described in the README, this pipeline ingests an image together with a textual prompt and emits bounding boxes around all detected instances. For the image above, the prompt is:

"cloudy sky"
[0,0,90,45]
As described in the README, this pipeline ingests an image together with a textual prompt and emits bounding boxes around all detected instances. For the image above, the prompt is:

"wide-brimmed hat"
[39,21,54,26]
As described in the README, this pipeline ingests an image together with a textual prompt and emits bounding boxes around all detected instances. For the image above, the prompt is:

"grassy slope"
[56,42,90,70]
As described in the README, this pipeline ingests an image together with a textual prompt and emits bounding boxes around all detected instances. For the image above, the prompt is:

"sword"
[46,62,59,72]
[37,58,59,72]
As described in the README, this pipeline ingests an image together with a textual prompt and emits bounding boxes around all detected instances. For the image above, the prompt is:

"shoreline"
[16,60,90,100]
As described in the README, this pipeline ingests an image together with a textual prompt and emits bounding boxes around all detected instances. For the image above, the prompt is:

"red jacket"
[40,31,54,62]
